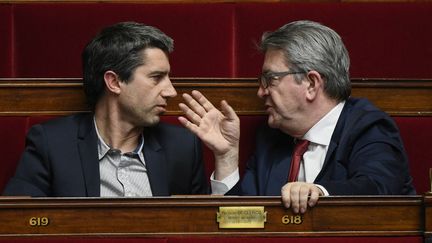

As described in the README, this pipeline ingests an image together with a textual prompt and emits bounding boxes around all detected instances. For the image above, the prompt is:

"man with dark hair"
[179,20,415,213]
[4,22,231,197]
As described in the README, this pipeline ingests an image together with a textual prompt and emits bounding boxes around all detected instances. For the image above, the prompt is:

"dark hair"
[82,22,174,109]
[260,20,351,101]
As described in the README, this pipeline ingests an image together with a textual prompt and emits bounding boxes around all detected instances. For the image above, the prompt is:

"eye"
[269,74,279,81]
[149,72,167,83]
[151,75,163,81]
[267,74,280,86]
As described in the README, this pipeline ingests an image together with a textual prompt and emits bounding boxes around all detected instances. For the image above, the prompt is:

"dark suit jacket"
[3,114,207,197]
[235,98,416,196]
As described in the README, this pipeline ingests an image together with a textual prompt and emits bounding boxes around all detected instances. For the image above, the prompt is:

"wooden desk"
[0,195,430,240]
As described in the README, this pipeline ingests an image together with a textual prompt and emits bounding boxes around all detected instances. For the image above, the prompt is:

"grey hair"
[260,20,351,101]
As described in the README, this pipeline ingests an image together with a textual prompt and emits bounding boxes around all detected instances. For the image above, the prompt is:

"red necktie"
[288,140,310,182]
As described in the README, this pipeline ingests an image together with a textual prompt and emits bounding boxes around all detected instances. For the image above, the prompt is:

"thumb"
[220,100,238,121]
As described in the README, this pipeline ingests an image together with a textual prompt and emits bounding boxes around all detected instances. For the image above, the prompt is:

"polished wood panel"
[425,193,432,240]
[0,195,427,237]
[0,78,431,116]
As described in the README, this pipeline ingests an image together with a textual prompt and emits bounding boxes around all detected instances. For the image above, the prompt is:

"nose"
[257,85,268,99]
[162,78,177,98]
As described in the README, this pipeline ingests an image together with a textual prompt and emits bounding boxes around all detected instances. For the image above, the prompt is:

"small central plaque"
[216,206,267,229]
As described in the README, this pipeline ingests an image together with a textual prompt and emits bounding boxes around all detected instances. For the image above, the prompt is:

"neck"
[94,100,142,153]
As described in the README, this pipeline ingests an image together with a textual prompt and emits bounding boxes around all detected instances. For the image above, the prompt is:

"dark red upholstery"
[394,117,432,194]
[12,3,235,78]
[235,3,432,78]
[0,117,28,193]
[1,2,432,78]
[0,4,12,77]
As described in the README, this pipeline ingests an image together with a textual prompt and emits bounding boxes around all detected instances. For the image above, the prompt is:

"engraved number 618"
[282,215,302,225]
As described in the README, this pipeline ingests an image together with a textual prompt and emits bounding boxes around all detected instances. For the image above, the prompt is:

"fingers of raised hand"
[178,116,200,135]
[181,93,207,118]
[178,103,202,126]
[191,90,215,112]
[220,100,239,122]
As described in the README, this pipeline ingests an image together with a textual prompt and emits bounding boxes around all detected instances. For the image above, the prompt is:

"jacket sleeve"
[225,154,257,196]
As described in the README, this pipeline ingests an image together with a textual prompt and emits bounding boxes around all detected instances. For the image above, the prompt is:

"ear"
[305,70,324,101]
[103,71,121,95]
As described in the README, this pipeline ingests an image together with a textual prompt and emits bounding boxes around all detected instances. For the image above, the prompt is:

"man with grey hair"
[179,20,415,213]
[4,22,230,197]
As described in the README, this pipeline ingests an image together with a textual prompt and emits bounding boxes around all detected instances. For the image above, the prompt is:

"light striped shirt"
[94,119,153,197]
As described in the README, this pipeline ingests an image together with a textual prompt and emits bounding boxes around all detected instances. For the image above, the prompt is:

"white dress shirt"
[299,101,345,195]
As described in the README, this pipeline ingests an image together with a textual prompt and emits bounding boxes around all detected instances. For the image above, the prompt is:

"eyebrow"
[262,69,280,74]
[148,70,170,76]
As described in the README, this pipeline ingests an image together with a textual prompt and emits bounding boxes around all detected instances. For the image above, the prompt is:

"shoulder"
[28,113,92,139]
[343,97,394,126]
[338,98,402,146]
[33,113,90,129]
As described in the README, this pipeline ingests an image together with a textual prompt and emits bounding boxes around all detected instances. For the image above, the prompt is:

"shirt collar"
[94,117,145,161]
[303,101,345,146]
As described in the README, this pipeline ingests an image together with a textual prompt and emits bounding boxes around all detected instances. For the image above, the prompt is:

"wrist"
[214,147,239,181]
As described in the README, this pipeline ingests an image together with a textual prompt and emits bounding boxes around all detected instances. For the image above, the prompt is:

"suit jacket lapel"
[317,140,338,181]
[77,114,100,197]
[143,128,169,196]
[265,156,292,195]
[264,138,294,195]
[315,101,352,182]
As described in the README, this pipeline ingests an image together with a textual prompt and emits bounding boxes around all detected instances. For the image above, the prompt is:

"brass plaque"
[216,206,267,229]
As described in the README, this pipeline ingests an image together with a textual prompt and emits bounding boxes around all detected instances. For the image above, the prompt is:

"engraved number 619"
[29,217,49,227]
[282,215,302,225]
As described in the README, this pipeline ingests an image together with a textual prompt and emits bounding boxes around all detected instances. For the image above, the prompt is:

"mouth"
[155,104,167,113]
[264,103,273,113]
